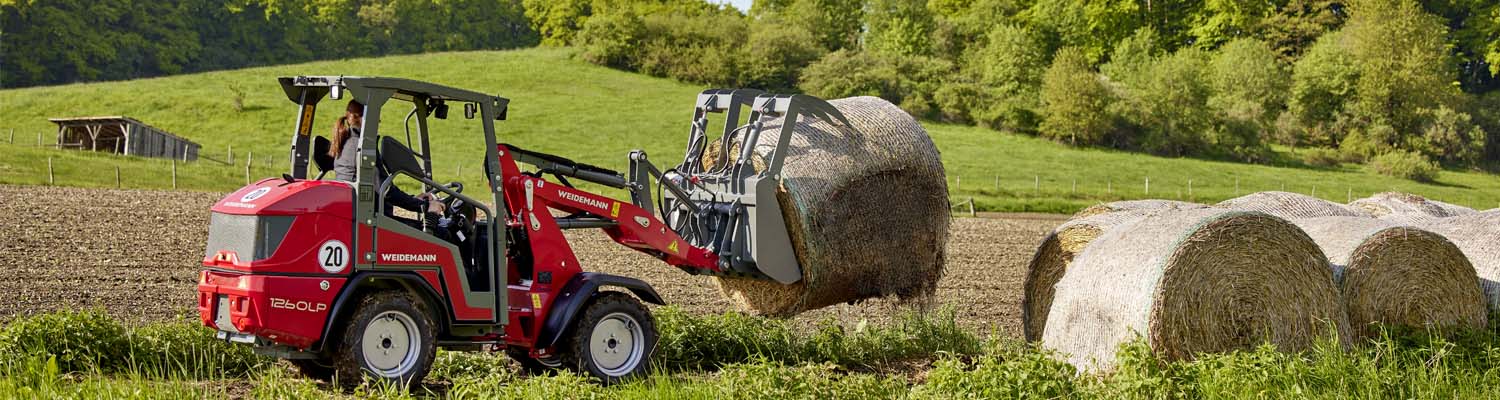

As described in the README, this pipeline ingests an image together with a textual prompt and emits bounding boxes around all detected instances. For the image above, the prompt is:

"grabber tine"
[787,94,852,127]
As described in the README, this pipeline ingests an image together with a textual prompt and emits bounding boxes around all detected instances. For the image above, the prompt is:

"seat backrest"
[379,136,425,179]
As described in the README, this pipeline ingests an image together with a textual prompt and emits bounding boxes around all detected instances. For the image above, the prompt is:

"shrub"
[962,24,1049,131]
[1288,31,1360,144]
[1421,106,1486,167]
[1301,147,1345,168]
[1039,47,1116,145]
[1369,150,1440,182]
[863,0,937,57]
[578,9,645,69]
[1109,48,1217,157]
[799,50,952,118]
[0,310,129,374]
[1208,38,1288,131]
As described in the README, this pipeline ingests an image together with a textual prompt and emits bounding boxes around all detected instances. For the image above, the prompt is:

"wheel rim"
[361,310,421,378]
[588,312,645,377]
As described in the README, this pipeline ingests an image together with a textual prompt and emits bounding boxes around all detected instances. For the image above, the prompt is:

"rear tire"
[559,292,656,384]
[331,291,436,389]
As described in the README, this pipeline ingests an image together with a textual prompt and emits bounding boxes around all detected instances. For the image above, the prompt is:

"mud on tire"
[331,290,437,389]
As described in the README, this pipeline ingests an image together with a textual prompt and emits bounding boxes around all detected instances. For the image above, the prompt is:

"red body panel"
[197,270,344,348]
[199,144,726,355]
[206,179,354,275]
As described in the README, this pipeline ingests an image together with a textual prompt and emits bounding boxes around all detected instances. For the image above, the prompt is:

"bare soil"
[0,185,1062,336]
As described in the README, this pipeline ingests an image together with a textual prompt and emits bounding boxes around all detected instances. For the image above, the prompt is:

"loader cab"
[279,76,512,319]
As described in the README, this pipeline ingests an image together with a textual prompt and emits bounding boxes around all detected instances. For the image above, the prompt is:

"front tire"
[332,291,436,388]
[560,292,656,384]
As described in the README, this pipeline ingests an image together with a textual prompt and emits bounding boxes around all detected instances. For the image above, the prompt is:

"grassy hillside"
[1,47,1496,212]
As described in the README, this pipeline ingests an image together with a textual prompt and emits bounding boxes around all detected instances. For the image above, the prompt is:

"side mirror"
[312,136,335,179]
[330,85,343,100]
[464,103,477,119]
[433,101,449,119]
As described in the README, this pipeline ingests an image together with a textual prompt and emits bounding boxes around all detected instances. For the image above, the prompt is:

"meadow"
[2,48,1497,213]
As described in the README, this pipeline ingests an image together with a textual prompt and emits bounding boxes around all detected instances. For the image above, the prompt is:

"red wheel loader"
[197,77,853,386]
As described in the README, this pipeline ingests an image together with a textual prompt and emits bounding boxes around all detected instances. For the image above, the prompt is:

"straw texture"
[1074,200,1206,218]
[1022,210,1154,341]
[1217,191,1366,220]
[1349,192,1475,224]
[713,96,949,316]
[1292,217,1486,339]
[1042,209,1347,371]
[1420,210,1500,313]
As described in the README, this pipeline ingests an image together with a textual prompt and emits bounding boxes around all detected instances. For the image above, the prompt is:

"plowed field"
[0,185,1062,336]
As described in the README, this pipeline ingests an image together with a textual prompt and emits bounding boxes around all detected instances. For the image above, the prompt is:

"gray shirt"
[333,130,359,182]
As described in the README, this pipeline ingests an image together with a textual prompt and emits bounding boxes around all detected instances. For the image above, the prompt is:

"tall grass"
[5,309,1500,398]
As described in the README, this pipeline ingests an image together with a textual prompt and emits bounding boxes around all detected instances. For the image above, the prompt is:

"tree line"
[0,0,537,88]
[542,0,1500,180]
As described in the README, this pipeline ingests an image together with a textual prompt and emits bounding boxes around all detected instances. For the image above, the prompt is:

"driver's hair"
[329,100,364,158]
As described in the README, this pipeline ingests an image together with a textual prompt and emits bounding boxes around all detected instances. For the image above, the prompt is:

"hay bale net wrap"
[711,96,949,316]
[1292,217,1486,338]
[1421,210,1500,313]
[1041,208,1347,372]
[1073,199,1206,218]
[1216,191,1366,220]
[1023,210,1155,341]
[1350,192,1475,223]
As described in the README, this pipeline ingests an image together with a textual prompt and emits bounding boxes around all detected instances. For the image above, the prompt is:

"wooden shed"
[48,116,200,161]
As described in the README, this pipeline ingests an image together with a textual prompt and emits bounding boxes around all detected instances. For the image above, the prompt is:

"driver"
[329,100,446,226]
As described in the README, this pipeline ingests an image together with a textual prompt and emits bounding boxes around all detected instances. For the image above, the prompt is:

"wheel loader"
[197,76,852,386]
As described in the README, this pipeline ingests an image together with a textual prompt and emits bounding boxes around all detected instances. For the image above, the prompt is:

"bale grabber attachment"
[624,89,853,284]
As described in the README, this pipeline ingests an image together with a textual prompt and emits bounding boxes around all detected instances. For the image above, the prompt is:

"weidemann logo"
[381,253,438,263]
[560,191,609,209]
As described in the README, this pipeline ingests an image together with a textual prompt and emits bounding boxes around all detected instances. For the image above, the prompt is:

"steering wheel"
[430,182,476,239]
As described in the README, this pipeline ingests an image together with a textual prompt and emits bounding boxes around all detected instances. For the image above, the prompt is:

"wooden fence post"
[115,166,121,188]
[968,197,976,217]
[7,128,12,144]
[171,158,178,189]
[993,175,999,191]
[1107,179,1112,195]
[37,132,42,147]
[1071,179,1077,194]
[1347,187,1352,203]
[47,157,54,185]
[1033,175,1039,195]
[1144,177,1150,196]
[228,145,233,165]
[245,151,253,184]
[1187,179,1193,197]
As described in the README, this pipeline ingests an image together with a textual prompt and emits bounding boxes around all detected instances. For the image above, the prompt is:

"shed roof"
[48,116,196,144]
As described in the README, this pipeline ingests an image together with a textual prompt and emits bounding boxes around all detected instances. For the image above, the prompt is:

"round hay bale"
[1216,191,1365,220]
[712,96,949,316]
[1420,210,1500,313]
[1291,217,1486,339]
[1349,192,1474,224]
[1022,210,1154,341]
[1041,208,1348,371]
[1073,199,1206,218]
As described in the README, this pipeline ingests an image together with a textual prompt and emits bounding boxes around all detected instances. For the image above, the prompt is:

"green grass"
[2,47,1498,212]
[4,310,1500,398]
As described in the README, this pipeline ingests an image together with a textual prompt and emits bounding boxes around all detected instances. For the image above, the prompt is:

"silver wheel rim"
[362,310,421,378]
[588,312,645,377]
